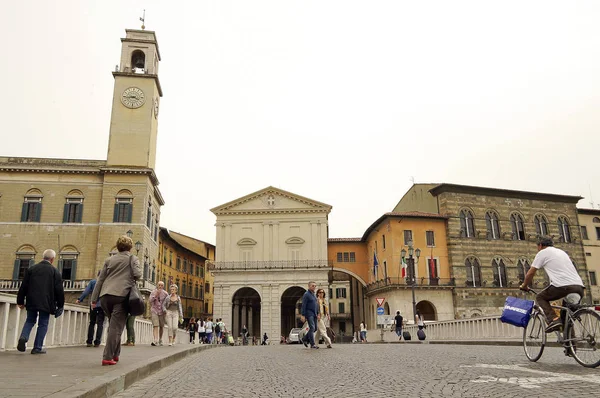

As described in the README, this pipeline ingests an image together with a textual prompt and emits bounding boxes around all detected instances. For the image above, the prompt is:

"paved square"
[115,343,600,397]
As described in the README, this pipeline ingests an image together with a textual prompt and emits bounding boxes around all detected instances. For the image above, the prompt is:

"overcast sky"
[2,1,599,244]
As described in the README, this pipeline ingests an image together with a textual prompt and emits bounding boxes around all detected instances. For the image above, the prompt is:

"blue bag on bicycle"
[500,296,534,328]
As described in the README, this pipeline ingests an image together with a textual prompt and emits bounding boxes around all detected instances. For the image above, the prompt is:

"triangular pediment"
[211,186,332,215]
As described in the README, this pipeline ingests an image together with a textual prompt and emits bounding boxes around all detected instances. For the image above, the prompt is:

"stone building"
[157,228,215,320]
[394,183,589,318]
[577,208,600,303]
[210,186,331,341]
[0,28,164,302]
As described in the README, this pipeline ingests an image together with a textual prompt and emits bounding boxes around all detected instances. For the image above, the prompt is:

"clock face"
[121,87,145,109]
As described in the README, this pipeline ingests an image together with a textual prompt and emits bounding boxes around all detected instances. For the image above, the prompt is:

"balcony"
[209,260,333,271]
[0,278,156,293]
[329,312,351,320]
[365,277,456,294]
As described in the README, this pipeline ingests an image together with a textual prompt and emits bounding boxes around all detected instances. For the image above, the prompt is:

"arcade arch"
[231,287,261,339]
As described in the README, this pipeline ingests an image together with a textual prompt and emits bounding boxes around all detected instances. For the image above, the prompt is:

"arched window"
[510,213,526,240]
[460,209,476,238]
[492,257,507,287]
[558,216,572,243]
[534,214,548,236]
[13,245,36,280]
[146,197,152,229]
[465,256,481,287]
[593,217,600,223]
[21,189,43,223]
[485,210,501,240]
[113,190,133,223]
[58,246,79,282]
[131,50,146,72]
[517,258,531,283]
[63,190,84,223]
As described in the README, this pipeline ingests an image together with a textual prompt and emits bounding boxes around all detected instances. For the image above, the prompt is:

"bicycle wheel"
[565,308,600,368]
[523,312,546,362]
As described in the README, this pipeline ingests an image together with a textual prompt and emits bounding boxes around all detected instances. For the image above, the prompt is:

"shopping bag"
[297,321,309,342]
[500,296,534,328]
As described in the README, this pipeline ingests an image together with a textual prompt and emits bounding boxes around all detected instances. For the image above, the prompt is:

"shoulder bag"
[127,255,146,316]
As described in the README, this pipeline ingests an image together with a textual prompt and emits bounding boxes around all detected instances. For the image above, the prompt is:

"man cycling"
[520,236,584,333]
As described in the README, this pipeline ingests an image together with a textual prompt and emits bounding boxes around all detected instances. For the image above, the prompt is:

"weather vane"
[140,9,146,30]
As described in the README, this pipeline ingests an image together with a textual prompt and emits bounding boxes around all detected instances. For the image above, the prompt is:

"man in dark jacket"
[300,281,319,349]
[76,272,104,347]
[17,249,64,354]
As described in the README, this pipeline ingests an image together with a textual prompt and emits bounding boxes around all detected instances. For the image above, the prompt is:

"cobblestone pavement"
[115,343,600,398]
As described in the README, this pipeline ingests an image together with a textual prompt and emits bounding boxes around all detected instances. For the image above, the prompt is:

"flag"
[429,248,437,279]
[401,256,407,278]
[373,251,379,277]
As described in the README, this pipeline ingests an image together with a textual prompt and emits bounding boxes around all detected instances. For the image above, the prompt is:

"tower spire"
[140,9,146,30]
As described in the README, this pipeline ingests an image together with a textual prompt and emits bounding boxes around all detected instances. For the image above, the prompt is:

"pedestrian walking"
[359,321,367,343]
[205,318,214,344]
[242,324,248,345]
[415,310,425,330]
[149,281,168,346]
[162,284,183,346]
[124,314,136,346]
[394,311,404,340]
[188,318,197,343]
[76,272,104,347]
[314,289,332,348]
[197,318,206,344]
[16,249,65,354]
[262,332,268,345]
[214,318,222,344]
[300,281,319,349]
[91,236,142,366]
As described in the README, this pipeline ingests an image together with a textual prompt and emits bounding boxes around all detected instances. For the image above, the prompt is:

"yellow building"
[158,228,215,320]
[578,209,600,304]
[0,28,164,301]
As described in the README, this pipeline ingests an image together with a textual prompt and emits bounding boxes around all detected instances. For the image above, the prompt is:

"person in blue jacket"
[76,272,105,347]
[300,281,320,349]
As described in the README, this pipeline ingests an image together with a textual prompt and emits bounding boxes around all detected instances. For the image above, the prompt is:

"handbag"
[500,296,534,328]
[127,255,146,316]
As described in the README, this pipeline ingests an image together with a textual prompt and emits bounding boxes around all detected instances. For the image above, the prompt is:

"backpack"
[215,323,221,334]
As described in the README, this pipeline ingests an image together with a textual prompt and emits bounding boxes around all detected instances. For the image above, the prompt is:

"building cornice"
[123,30,161,60]
[578,208,600,215]
[216,209,330,216]
[112,72,163,97]
[429,183,582,203]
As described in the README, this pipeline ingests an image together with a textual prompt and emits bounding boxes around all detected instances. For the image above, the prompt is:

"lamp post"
[401,241,421,323]
[135,241,142,256]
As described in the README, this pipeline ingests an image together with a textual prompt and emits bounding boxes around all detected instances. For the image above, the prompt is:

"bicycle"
[521,288,600,368]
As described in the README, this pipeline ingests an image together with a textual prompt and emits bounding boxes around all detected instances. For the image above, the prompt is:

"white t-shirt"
[360,323,366,332]
[531,246,584,287]
[205,321,213,333]
[197,322,205,333]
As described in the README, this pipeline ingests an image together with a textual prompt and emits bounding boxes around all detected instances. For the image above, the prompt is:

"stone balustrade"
[0,293,187,351]
[0,279,156,292]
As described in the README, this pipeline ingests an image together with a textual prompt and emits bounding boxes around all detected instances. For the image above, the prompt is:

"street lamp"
[135,241,142,255]
[126,230,134,238]
[401,241,421,324]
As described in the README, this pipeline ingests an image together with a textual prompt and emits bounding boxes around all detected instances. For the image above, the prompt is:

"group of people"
[186,317,226,344]
[299,281,333,349]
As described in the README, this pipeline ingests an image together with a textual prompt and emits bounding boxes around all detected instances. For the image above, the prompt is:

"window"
[557,216,571,243]
[339,321,346,333]
[291,249,300,262]
[21,195,42,222]
[169,250,173,266]
[196,265,200,277]
[338,302,345,313]
[181,283,186,296]
[596,226,600,240]
[329,288,333,299]
[382,235,386,249]
[593,217,600,223]
[534,214,548,236]
[335,288,347,298]
[199,265,204,278]
[517,258,531,283]
[426,231,435,247]
[581,226,589,240]
[465,256,481,287]
[13,254,34,280]
[154,217,159,241]
[586,252,592,256]
[176,257,181,270]
[204,302,209,313]
[343,252,350,262]
[59,255,78,281]
[492,257,507,288]
[205,283,210,293]
[63,192,84,223]
[337,252,356,262]
[336,252,343,262]
[349,252,356,262]
[459,209,476,238]
[404,230,413,245]
[485,211,500,240]
[113,195,133,223]
[146,199,152,229]
[195,284,199,298]
[510,213,525,240]
[590,271,598,286]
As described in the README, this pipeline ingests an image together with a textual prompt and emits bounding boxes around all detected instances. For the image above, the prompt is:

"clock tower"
[106,29,162,169]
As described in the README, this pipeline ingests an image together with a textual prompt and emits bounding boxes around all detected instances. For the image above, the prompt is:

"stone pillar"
[224,223,232,261]
[263,223,270,260]
[248,305,254,338]
[310,222,318,259]
[241,300,247,330]
[272,223,279,261]
[320,222,328,260]
[233,299,240,337]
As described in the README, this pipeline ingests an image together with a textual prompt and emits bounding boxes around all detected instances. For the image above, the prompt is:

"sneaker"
[545,319,562,333]
[159,341,163,346]
[168,343,173,346]
[302,338,309,348]
[326,345,332,349]
[310,345,319,349]
[151,342,157,346]
[86,343,93,347]
[17,338,26,352]
[31,349,46,354]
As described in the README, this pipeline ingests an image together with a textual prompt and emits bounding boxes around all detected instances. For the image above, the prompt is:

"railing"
[366,277,456,293]
[0,292,187,351]
[210,260,333,271]
[0,279,156,292]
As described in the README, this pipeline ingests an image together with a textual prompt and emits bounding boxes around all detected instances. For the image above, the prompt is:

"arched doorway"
[383,302,390,315]
[416,300,437,321]
[232,287,261,339]
[281,286,306,336]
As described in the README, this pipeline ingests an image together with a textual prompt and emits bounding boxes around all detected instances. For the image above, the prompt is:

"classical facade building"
[0,28,164,301]
[394,183,589,318]
[210,187,331,341]
[577,208,600,303]
[157,228,215,320]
